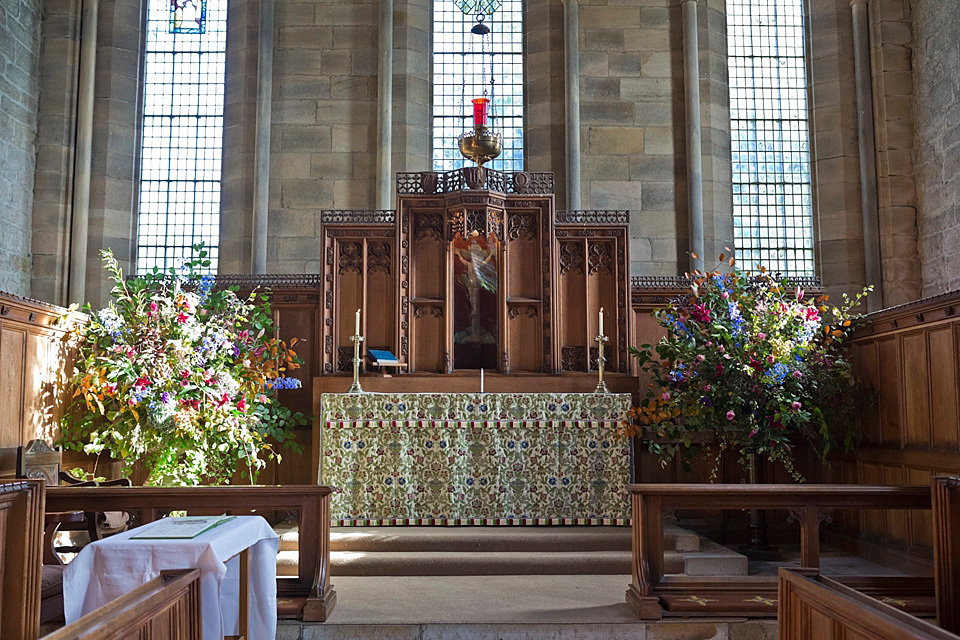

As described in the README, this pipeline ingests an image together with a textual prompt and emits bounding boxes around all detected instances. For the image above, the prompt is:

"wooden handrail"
[45,484,337,621]
[627,483,932,620]
[778,568,959,640]
[43,569,202,640]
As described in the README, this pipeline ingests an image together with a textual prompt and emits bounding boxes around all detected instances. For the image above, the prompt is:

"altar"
[319,392,631,525]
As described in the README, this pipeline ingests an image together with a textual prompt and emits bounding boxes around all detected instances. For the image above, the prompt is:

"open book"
[130,515,236,540]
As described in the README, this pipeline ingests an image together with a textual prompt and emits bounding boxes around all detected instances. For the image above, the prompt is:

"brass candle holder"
[594,334,610,394]
[348,333,365,394]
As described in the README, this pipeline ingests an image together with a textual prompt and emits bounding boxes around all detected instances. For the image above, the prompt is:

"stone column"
[563,0,581,210]
[251,0,274,274]
[68,0,98,304]
[682,0,704,273]
[851,0,883,310]
[376,0,394,210]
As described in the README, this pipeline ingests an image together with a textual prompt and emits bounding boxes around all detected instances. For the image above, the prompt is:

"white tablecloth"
[63,515,279,639]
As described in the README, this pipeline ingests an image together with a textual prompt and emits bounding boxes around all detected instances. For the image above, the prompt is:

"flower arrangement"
[626,254,870,481]
[59,246,306,485]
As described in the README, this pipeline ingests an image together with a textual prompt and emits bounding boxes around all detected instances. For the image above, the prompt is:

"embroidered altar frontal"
[320,392,632,525]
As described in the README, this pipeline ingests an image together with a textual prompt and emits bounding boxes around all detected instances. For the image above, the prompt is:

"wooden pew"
[778,568,958,640]
[45,484,336,621]
[0,479,44,640]
[627,483,934,619]
[932,476,960,633]
[42,569,202,640]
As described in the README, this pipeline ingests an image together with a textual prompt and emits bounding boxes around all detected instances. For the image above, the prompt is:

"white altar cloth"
[63,515,279,639]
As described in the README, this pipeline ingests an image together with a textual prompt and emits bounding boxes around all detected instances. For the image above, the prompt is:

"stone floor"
[278,574,778,640]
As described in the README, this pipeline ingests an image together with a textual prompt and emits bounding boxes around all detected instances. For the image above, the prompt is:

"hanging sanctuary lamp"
[456,0,503,167]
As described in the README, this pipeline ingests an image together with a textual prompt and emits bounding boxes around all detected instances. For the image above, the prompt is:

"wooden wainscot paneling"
[0,292,79,477]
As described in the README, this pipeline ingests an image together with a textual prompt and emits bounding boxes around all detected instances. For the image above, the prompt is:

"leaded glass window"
[433,1,524,173]
[727,0,814,276]
[136,0,226,274]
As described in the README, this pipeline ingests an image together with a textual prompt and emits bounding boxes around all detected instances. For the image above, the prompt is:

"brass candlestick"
[348,334,365,394]
[594,334,610,394]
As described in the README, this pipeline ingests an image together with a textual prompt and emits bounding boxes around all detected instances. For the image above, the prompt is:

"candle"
[480,368,484,393]
[355,308,361,335]
[599,307,604,337]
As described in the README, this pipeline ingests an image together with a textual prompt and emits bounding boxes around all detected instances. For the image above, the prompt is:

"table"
[320,392,632,525]
[63,515,279,639]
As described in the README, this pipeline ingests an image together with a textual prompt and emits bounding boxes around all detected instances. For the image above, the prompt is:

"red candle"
[472,97,489,127]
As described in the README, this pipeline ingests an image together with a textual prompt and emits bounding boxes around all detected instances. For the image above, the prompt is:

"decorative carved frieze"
[396,169,554,195]
[561,346,587,372]
[508,214,537,241]
[556,210,629,225]
[215,274,325,288]
[588,242,613,275]
[414,304,444,319]
[325,291,333,309]
[559,242,585,276]
[337,346,353,372]
[414,213,444,242]
[367,242,391,275]
[508,304,538,319]
[338,242,362,275]
[321,210,395,224]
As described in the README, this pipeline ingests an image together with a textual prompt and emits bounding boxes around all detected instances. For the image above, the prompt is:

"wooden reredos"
[318,168,631,375]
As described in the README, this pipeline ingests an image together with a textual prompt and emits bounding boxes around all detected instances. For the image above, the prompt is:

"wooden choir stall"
[310,168,637,525]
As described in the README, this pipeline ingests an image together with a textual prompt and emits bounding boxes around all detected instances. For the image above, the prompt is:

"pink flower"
[691,303,711,324]
[792,371,802,379]
[795,286,804,301]
[766,355,775,364]
[661,392,670,401]
[702,385,711,392]
[721,291,729,299]
[706,341,713,347]
[791,401,802,411]
[257,394,268,403]
[147,301,158,317]
[696,355,705,363]
[726,410,735,420]
[749,429,758,437]
[176,311,188,324]
[757,332,766,340]
[237,398,247,411]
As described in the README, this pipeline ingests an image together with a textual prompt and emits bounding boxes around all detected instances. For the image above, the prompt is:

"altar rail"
[45,569,202,640]
[45,485,337,622]
[626,483,933,620]
[778,568,958,640]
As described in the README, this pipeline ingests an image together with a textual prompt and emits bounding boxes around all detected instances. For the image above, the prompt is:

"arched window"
[136,0,227,273]
[727,0,814,276]
[432,1,524,173]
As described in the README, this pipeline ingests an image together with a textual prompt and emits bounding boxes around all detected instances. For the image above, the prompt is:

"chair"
[16,439,131,624]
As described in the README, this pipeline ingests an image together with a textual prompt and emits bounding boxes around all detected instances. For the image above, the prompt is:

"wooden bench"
[42,569,202,640]
[0,479,44,640]
[933,476,960,633]
[778,567,958,640]
[45,484,337,621]
[626,483,934,619]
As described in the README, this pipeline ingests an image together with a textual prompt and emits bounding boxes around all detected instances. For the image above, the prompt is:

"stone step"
[328,526,634,553]
[328,550,644,576]
[681,539,749,576]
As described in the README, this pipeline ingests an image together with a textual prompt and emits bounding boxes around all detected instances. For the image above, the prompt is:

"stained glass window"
[170,0,206,34]
[433,0,524,173]
[727,0,814,276]
[136,0,226,274]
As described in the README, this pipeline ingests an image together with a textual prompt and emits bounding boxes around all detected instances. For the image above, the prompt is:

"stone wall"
[0,0,43,296]
[913,0,960,296]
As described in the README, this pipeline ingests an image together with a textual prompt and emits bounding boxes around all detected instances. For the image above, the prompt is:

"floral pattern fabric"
[321,393,631,525]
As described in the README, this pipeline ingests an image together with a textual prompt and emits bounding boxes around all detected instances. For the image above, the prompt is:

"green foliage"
[627,256,871,481]
[59,245,308,485]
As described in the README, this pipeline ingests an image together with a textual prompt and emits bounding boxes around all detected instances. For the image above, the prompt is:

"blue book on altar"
[368,349,400,365]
